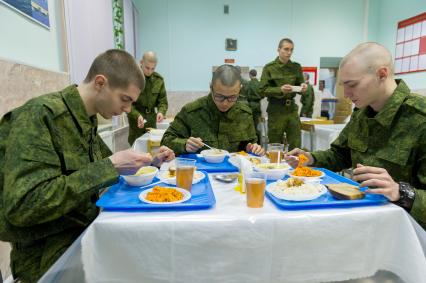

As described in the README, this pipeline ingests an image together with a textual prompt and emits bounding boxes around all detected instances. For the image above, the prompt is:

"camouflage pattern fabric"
[127,72,168,145]
[300,83,314,118]
[246,77,262,141]
[0,85,119,282]
[161,94,257,155]
[311,80,426,228]
[259,57,304,148]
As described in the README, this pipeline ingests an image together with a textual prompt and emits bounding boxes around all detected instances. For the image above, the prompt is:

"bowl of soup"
[200,149,229,163]
[254,163,291,180]
[123,166,158,186]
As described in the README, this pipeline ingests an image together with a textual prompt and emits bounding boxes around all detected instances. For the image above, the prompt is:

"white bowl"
[254,163,291,180]
[123,166,158,186]
[200,149,229,163]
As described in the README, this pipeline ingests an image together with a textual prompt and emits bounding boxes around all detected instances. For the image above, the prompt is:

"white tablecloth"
[80,175,426,283]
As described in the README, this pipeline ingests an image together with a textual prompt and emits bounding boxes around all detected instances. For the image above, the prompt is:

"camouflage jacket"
[312,80,426,227]
[0,85,119,243]
[300,83,315,113]
[161,94,257,155]
[246,78,262,113]
[128,71,168,122]
[259,57,304,102]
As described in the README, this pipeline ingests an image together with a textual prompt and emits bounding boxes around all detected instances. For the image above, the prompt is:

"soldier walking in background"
[300,73,315,118]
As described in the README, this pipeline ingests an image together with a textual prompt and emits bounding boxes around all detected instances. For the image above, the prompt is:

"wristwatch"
[392,182,416,212]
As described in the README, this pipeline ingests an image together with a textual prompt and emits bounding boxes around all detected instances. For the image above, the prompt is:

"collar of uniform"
[61,84,97,136]
[362,79,410,128]
[274,57,292,68]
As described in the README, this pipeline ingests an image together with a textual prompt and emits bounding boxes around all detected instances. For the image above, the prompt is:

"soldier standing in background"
[0,50,174,282]
[161,64,264,156]
[259,38,307,150]
[246,69,263,142]
[286,42,426,229]
[300,73,315,118]
[127,51,168,146]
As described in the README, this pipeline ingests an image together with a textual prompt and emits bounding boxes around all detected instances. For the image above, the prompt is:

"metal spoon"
[214,173,238,183]
[203,142,216,150]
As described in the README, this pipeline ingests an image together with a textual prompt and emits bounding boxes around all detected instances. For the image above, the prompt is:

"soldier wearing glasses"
[161,65,265,156]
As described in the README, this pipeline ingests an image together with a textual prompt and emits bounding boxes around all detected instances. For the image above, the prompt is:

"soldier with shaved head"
[127,51,169,145]
[285,42,426,228]
[161,64,265,156]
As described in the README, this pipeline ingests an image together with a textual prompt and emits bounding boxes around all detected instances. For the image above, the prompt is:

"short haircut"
[84,49,145,91]
[141,51,158,64]
[339,42,394,75]
[278,38,294,49]
[212,65,241,87]
[303,72,310,79]
[249,69,257,77]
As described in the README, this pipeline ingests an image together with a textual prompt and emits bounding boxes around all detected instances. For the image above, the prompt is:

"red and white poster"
[394,12,426,74]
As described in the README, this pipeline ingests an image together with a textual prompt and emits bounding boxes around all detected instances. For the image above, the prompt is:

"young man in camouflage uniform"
[260,38,307,150]
[286,42,426,229]
[161,65,265,156]
[0,50,174,282]
[127,51,169,145]
[300,73,315,118]
[246,69,263,141]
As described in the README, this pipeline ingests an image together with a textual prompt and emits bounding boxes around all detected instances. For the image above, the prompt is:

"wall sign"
[0,0,50,29]
[394,12,426,74]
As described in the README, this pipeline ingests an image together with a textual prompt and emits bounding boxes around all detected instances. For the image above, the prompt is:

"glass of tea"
[175,158,196,191]
[244,171,266,208]
[267,143,284,163]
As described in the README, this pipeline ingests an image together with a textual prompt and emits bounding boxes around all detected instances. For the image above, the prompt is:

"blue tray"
[265,168,388,210]
[179,154,239,173]
[97,170,216,211]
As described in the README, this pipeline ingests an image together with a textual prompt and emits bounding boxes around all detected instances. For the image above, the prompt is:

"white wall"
[134,0,368,91]
[64,0,115,84]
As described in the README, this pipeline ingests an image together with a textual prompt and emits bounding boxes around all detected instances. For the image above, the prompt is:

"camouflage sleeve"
[97,134,113,158]
[160,109,190,155]
[3,106,119,227]
[407,131,426,226]
[156,80,168,115]
[128,104,142,120]
[259,67,284,99]
[311,122,353,172]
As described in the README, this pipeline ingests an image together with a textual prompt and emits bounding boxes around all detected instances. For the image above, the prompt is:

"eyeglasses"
[212,92,239,103]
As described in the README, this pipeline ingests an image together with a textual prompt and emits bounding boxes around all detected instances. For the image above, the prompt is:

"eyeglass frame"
[211,92,239,103]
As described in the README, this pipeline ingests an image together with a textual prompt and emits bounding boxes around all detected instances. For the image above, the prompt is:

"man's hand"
[156,113,164,123]
[109,149,152,175]
[352,164,400,201]
[185,137,204,153]
[246,143,265,156]
[284,148,314,168]
[151,146,175,167]
[300,83,307,92]
[137,115,145,128]
[281,84,293,94]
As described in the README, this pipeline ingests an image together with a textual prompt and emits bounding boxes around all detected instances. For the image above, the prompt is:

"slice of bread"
[326,183,365,200]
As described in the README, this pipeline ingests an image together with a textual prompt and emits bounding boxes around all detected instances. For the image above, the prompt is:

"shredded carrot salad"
[293,154,322,177]
[145,186,184,202]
